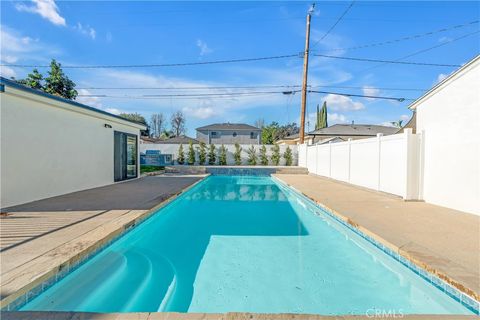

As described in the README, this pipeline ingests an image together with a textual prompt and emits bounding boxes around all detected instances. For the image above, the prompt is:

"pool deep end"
[21,176,475,315]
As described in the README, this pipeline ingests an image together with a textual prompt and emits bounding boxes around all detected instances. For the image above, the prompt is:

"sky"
[1,1,479,136]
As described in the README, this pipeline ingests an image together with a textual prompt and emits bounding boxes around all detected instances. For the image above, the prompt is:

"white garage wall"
[140,144,298,166]
[1,86,143,208]
[299,130,421,199]
[414,56,479,215]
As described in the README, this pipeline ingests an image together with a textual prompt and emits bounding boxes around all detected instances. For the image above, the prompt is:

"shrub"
[284,146,293,166]
[187,142,196,165]
[233,143,242,165]
[271,144,280,165]
[208,144,216,165]
[259,145,268,165]
[246,145,257,165]
[197,142,207,165]
[218,145,227,165]
[177,144,185,165]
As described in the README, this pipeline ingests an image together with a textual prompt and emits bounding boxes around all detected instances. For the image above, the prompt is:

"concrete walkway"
[274,174,480,300]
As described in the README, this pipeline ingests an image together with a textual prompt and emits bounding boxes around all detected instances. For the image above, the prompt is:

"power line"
[311,0,355,49]
[313,54,461,67]
[321,20,479,53]
[1,54,301,69]
[308,90,415,102]
[76,85,303,90]
[356,30,480,74]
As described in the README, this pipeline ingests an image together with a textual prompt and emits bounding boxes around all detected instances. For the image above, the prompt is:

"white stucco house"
[409,54,479,215]
[0,77,147,209]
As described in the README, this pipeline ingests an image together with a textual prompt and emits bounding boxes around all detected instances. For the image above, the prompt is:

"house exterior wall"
[196,129,261,144]
[415,57,479,215]
[0,86,144,208]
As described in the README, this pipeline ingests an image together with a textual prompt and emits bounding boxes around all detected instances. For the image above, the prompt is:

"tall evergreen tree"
[315,102,328,130]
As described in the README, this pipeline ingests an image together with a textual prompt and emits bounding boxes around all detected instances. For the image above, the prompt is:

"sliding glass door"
[114,131,138,182]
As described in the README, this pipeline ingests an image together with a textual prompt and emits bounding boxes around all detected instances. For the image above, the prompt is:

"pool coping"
[0,175,210,311]
[271,175,480,315]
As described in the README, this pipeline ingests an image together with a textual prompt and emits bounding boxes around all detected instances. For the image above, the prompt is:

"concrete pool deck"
[0,176,204,309]
[273,174,480,301]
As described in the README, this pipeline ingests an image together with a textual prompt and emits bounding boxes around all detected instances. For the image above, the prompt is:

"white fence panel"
[330,142,350,182]
[298,129,421,199]
[140,143,298,166]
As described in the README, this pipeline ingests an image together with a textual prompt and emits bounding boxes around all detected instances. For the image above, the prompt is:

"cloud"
[438,36,452,43]
[183,106,217,119]
[380,122,396,127]
[105,108,121,115]
[0,66,16,78]
[106,31,113,43]
[76,89,103,108]
[323,94,364,111]
[329,113,347,124]
[362,85,380,97]
[2,55,19,63]
[196,39,213,56]
[400,114,410,121]
[436,73,448,84]
[16,0,66,26]
[75,23,96,40]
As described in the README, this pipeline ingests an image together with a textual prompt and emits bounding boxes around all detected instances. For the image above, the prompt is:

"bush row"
[176,142,293,166]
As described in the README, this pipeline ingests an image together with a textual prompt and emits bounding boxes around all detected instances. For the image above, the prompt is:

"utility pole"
[299,3,314,144]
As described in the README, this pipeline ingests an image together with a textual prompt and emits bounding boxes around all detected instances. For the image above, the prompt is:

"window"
[250,132,256,139]
[211,132,217,137]
[233,132,237,137]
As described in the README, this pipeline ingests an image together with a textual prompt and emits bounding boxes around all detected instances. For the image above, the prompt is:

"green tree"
[246,145,257,165]
[218,145,227,165]
[44,59,78,100]
[233,143,243,165]
[271,144,281,166]
[197,142,207,165]
[187,142,196,165]
[316,101,328,130]
[261,122,280,144]
[208,144,216,165]
[259,145,269,165]
[177,144,185,165]
[119,112,150,136]
[283,146,293,166]
[17,69,44,90]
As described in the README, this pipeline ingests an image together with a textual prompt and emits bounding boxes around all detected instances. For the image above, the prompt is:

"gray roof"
[160,135,199,144]
[309,124,399,136]
[0,77,146,128]
[196,123,261,131]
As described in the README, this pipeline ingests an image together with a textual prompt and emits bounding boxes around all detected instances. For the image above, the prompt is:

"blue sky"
[1,1,479,136]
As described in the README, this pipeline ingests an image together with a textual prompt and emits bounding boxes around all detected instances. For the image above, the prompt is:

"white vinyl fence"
[299,129,422,199]
[140,144,298,166]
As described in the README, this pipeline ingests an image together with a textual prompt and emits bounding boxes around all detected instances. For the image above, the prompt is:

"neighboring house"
[408,54,479,215]
[0,77,146,209]
[196,123,261,144]
[276,133,314,145]
[309,124,399,144]
[141,135,199,144]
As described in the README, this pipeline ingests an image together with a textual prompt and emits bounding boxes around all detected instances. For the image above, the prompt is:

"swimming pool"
[21,176,475,315]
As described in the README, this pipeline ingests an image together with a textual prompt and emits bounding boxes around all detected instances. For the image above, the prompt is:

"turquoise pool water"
[21,176,473,315]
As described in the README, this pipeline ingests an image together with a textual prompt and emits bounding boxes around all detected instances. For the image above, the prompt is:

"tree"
[17,69,44,90]
[170,111,186,137]
[233,143,243,165]
[44,59,78,100]
[390,120,404,128]
[259,145,269,165]
[119,113,150,136]
[315,101,328,130]
[283,146,293,166]
[187,142,196,165]
[271,144,281,166]
[218,145,227,165]
[150,113,165,138]
[276,122,299,141]
[197,142,207,165]
[246,145,257,165]
[208,144,216,165]
[177,144,185,165]
[160,130,173,140]
[254,118,265,129]
[261,122,280,144]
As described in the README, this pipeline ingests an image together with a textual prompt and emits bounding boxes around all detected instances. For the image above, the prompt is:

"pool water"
[21,176,473,315]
